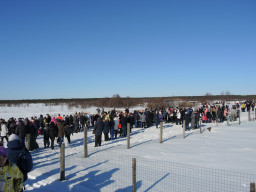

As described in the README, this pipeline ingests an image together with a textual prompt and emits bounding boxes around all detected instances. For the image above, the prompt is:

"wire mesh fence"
[66,150,256,192]
[61,110,256,192]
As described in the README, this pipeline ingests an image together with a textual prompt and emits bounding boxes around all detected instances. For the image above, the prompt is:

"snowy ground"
[1,104,256,192]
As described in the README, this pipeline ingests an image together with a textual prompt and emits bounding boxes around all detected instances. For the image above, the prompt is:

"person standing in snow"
[7,134,29,182]
[15,119,27,146]
[154,111,160,128]
[183,112,190,131]
[48,121,58,150]
[1,120,8,143]
[64,116,72,144]
[56,116,64,147]
[103,118,110,141]
[93,117,104,147]
[113,116,119,139]
[120,113,128,137]
[140,112,146,128]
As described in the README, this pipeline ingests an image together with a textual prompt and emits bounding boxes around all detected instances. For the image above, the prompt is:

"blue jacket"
[7,140,28,181]
[103,121,110,134]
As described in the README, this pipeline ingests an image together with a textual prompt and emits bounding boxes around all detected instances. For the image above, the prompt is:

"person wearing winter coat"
[46,114,51,124]
[113,116,119,139]
[48,122,58,150]
[241,103,246,112]
[140,112,146,128]
[64,117,72,144]
[120,114,128,137]
[183,112,190,131]
[7,134,29,182]
[176,110,182,125]
[206,111,212,123]
[154,112,160,128]
[0,146,24,192]
[25,118,39,151]
[43,124,50,148]
[15,119,27,145]
[7,118,17,136]
[93,117,104,147]
[191,111,196,129]
[109,117,115,140]
[1,120,8,143]
[56,118,65,147]
[103,118,110,141]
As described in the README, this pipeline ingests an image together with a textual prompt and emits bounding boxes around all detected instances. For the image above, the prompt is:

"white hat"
[8,134,20,142]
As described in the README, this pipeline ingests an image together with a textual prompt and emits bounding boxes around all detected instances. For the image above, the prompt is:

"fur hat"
[0,146,8,157]
[8,134,20,142]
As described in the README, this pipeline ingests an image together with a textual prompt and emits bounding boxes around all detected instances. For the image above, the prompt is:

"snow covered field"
[1,104,256,192]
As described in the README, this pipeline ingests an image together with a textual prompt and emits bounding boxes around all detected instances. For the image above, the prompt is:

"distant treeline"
[0,95,255,109]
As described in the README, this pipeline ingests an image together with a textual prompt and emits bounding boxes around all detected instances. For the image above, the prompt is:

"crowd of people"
[0,100,255,191]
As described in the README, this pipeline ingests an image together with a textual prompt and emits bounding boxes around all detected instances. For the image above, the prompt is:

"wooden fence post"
[250,182,255,192]
[132,158,136,192]
[127,123,130,149]
[160,121,163,143]
[183,120,185,139]
[84,125,88,158]
[60,143,65,181]
[25,134,31,151]
[248,110,251,121]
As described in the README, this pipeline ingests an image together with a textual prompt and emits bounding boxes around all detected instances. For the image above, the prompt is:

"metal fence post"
[160,121,163,143]
[132,158,136,192]
[250,182,255,192]
[84,125,88,158]
[248,110,251,121]
[60,143,65,181]
[127,123,130,149]
[183,120,185,139]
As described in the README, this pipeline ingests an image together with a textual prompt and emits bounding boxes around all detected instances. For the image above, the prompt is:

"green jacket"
[0,160,23,192]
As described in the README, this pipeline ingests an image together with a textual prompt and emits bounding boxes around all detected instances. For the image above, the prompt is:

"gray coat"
[140,114,146,123]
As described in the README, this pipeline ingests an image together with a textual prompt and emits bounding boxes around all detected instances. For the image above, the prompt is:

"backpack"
[17,148,33,173]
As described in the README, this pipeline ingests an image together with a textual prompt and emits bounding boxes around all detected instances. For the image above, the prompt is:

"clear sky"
[0,0,255,100]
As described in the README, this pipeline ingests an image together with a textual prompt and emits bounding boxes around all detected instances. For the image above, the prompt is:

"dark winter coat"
[8,121,17,135]
[64,125,72,137]
[154,113,160,124]
[48,122,58,139]
[206,112,212,119]
[46,115,51,124]
[93,118,104,136]
[15,121,27,140]
[120,116,128,127]
[183,114,190,124]
[7,139,28,181]
[103,121,110,134]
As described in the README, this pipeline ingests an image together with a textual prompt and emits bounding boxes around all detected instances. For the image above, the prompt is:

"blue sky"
[0,0,255,100]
